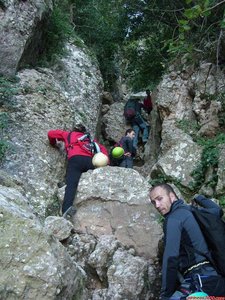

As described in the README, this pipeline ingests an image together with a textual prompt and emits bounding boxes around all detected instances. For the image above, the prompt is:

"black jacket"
[120,136,136,156]
[161,196,222,298]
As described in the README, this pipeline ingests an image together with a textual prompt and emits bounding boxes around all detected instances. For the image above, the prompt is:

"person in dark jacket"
[48,124,109,218]
[129,98,150,149]
[149,183,225,299]
[119,129,136,168]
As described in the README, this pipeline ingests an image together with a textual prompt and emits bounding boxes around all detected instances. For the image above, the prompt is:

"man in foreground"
[149,183,225,299]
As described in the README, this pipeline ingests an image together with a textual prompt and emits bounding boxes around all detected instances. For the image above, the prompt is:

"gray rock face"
[148,62,225,195]
[74,167,162,260]
[150,119,202,187]
[0,185,85,300]
[88,235,120,282]
[67,233,159,300]
[102,102,129,142]
[44,216,74,241]
[4,3,225,297]
[91,246,148,300]
[2,44,103,217]
[104,248,148,300]
[216,145,225,195]
[0,0,53,75]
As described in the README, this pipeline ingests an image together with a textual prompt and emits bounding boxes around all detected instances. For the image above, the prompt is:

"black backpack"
[124,99,137,121]
[188,205,225,276]
[67,132,100,155]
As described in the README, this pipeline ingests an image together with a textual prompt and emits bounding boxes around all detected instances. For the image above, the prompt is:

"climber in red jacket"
[48,123,109,218]
[143,89,153,114]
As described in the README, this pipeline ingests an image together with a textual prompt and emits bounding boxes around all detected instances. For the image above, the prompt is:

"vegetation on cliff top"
[41,0,225,91]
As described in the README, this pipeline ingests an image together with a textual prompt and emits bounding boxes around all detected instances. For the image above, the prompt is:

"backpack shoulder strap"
[78,132,101,154]
[67,132,72,144]
[66,132,74,151]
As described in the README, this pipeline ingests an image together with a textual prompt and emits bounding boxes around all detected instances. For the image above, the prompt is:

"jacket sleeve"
[160,217,181,298]
[125,137,136,156]
[47,130,67,146]
[194,194,223,217]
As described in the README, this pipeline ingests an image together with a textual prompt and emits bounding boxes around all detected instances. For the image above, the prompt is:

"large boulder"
[102,102,129,142]
[94,248,148,300]
[73,166,162,260]
[150,119,202,188]
[0,0,53,75]
[0,185,85,300]
[66,233,160,299]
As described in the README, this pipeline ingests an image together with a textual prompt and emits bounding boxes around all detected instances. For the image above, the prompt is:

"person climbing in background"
[48,123,109,218]
[118,129,136,168]
[124,96,150,149]
[143,89,153,114]
[149,183,225,299]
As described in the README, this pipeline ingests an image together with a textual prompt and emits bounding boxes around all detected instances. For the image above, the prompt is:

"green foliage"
[40,1,224,91]
[0,112,8,131]
[45,195,61,217]
[149,173,186,192]
[0,0,6,10]
[0,140,8,162]
[149,174,171,186]
[39,0,74,65]
[0,112,9,162]
[218,195,225,208]
[176,119,200,140]
[123,37,166,91]
[0,75,19,106]
[167,0,225,63]
[189,133,225,191]
[216,92,225,128]
[71,0,127,89]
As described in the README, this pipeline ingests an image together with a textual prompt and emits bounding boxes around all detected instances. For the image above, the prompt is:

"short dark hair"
[125,128,134,135]
[150,183,178,198]
[72,123,86,133]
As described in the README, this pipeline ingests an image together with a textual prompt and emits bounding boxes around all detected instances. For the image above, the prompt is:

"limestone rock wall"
[0,0,53,76]
[146,62,225,198]
[1,43,103,217]
[0,184,85,300]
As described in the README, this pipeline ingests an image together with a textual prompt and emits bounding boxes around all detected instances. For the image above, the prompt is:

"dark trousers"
[62,155,94,214]
[119,157,133,168]
[187,265,225,296]
[200,275,225,295]
[170,265,225,298]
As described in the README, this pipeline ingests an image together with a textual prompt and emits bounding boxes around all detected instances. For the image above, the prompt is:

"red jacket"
[48,129,109,160]
[143,95,153,113]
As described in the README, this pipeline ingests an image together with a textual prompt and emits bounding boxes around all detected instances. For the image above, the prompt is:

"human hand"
[124,152,131,157]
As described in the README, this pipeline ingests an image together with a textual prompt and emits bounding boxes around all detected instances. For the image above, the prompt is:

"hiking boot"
[57,181,66,188]
[62,206,77,219]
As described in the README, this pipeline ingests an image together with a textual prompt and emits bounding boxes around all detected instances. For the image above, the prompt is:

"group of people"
[47,95,225,299]
[47,90,152,215]
[124,89,152,150]
[110,89,153,169]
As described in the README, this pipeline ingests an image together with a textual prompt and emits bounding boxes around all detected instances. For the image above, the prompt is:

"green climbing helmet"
[111,146,124,158]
